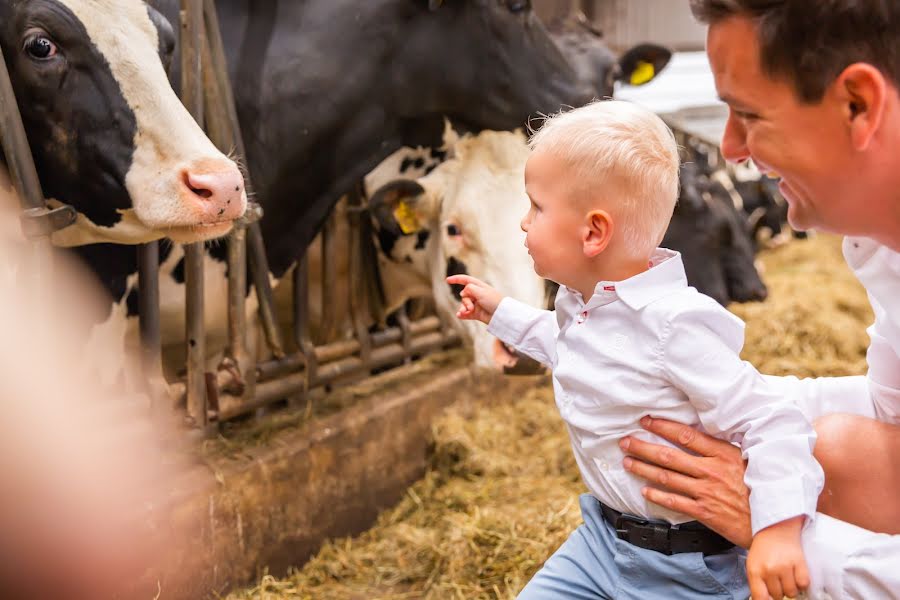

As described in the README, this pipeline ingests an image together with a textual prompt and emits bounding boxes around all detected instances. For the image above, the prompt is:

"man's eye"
[735,110,759,121]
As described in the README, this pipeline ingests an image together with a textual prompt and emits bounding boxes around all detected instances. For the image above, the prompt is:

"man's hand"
[747,516,810,600]
[619,415,753,548]
[446,275,503,325]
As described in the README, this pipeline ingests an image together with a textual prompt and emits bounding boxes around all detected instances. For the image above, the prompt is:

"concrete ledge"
[149,352,515,598]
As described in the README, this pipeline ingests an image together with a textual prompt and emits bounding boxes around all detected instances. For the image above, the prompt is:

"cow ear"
[146,4,176,74]
[369,179,429,236]
[617,44,671,86]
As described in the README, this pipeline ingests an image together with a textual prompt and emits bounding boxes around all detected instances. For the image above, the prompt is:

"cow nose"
[181,162,247,222]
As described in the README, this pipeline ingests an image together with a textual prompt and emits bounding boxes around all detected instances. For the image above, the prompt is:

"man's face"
[707,16,863,234]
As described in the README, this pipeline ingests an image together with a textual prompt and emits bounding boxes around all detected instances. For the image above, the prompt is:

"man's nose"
[720,109,751,164]
[520,214,529,232]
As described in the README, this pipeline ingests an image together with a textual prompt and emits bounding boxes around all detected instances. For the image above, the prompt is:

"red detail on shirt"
[603,285,615,292]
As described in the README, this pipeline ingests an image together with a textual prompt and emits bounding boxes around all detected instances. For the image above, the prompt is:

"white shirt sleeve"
[661,301,824,535]
[760,374,873,422]
[802,513,900,599]
[486,297,559,368]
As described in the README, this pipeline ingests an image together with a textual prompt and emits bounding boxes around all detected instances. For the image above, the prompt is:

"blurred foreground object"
[0,192,198,599]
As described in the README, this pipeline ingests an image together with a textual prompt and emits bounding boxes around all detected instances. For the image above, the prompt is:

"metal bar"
[218,330,459,421]
[248,222,285,357]
[181,0,207,427]
[0,45,44,211]
[257,316,444,381]
[137,241,168,408]
[319,211,339,342]
[347,184,373,367]
[292,253,318,397]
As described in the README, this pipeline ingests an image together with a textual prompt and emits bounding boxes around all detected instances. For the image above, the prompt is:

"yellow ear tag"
[393,200,420,234]
[630,61,655,86]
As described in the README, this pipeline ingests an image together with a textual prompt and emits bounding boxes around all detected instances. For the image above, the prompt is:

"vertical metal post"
[319,211,339,343]
[293,255,318,397]
[347,186,372,368]
[0,44,74,304]
[137,241,167,408]
[181,0,208,427]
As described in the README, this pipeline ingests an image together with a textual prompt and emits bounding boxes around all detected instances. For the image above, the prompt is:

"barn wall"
[582,0,707,51]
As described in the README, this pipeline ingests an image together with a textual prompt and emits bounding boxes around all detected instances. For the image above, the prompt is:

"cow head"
[0,0,246,246]
[548,14,671,99]
[663,162,767,305]
[369,130,546,372]
[392,0,601,132]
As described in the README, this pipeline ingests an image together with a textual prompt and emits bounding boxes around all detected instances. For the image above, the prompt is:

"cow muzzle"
[165,158,247,243]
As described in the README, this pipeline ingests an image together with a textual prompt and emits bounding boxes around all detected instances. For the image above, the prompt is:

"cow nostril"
[183,171,213,200]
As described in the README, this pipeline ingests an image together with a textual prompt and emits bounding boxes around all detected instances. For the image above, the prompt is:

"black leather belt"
[599,501,735,555]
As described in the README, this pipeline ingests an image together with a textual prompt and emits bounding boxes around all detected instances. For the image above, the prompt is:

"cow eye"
[446,223,461,237]
[506,0,530,13]
[24,35,58,60]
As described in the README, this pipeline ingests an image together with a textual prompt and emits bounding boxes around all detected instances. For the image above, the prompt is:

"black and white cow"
[664,161,768,306]
[0,0,246,296]
[1,0,246,242]
[0,0,249,394]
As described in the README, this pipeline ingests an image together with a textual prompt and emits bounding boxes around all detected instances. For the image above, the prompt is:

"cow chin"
[164,221,234,244]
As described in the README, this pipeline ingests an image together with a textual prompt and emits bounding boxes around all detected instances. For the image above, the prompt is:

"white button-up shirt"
[765,237,900,599]
[487,248,824,535]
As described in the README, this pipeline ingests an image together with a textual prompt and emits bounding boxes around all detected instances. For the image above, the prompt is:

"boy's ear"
[583,210,613,257]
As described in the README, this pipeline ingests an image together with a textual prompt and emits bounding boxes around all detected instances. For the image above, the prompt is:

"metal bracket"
[19,204,77,238]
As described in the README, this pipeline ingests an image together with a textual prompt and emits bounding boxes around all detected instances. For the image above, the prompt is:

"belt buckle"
[615,514,672,555]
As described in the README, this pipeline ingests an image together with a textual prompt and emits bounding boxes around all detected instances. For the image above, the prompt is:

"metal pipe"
[319,212,339,342]
[181,0,207,427]
[292,253,318,400]
[256,315,444,381]
[0,44,44,211]
[248,222,286,358]
[218,330,459,421]
[137,241,167,408]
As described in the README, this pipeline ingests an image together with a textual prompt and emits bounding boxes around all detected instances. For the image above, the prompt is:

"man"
[619,2,900,598]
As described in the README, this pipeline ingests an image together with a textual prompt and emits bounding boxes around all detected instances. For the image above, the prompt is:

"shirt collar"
[602,248,688,310]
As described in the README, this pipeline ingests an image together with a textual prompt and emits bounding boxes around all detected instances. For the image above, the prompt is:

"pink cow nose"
[181,161,246,222]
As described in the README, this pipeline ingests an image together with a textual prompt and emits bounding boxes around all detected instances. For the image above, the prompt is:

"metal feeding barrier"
[0,0,460,432]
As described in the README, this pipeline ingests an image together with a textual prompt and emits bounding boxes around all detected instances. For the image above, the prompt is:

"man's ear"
[835,63,888,151]
[583,210,613,257]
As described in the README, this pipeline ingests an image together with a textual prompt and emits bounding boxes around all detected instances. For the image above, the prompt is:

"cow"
[365,129,546,371]
[0,0,246,297]
[0,0,246,245]
[664,161,768,306]
[0,0,249,398]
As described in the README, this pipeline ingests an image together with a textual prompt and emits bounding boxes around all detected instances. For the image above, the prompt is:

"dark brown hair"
[690,1,900,102]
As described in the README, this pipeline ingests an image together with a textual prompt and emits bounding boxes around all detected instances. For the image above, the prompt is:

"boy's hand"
[445,275,503,325]
[747,516,809,600]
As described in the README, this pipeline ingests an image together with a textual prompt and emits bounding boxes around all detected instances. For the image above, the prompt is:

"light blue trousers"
[517,494,749,599]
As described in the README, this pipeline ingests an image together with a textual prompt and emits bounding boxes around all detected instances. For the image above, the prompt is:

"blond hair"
[528,100,680,259]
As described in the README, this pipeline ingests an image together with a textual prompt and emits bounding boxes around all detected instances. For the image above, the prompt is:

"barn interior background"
[0,1,871,599]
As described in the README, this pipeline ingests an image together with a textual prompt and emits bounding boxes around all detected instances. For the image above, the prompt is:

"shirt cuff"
[487,296,531,346]
[749,476,821,535]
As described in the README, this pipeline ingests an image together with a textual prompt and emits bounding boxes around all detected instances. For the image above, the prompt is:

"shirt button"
[601,462,609,470]
[577,310,588,324]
